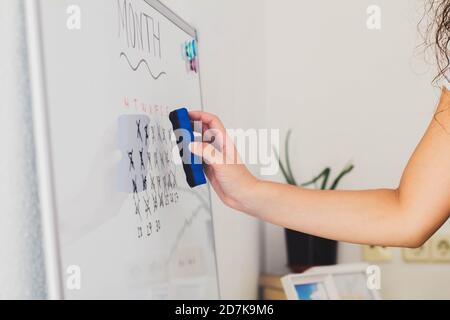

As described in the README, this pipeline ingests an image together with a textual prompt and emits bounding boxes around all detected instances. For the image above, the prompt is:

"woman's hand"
[188,111,259,212]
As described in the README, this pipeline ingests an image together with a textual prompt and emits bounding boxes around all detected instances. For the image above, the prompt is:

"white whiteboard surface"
[27,0,219,299]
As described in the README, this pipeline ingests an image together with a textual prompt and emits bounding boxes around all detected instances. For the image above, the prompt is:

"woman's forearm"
[189,90,450,248]
[243,182,420,248]
[237,91,450,248]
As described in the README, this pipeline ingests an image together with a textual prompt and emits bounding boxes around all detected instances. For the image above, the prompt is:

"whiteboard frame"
[25,0,64,300]
[25,0,219,300]
[144,0,197,38]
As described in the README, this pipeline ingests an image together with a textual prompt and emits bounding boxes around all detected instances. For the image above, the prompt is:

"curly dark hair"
[419,1,450,133]
[421,0,450,82]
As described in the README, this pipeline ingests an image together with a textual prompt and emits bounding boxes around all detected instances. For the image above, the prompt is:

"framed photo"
[281,274,339,300]
[306,263,381,300]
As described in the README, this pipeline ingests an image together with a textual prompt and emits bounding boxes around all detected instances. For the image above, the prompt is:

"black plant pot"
[285,229,338,272]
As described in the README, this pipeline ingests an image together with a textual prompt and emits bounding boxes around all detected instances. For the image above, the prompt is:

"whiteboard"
[26,0,219,299]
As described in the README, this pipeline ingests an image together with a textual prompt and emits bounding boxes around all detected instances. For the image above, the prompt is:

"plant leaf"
[273,147,295,185]
[320,168,331,190]
[330,164,355,190]
[284,130,297,186]
[301,168,330,188]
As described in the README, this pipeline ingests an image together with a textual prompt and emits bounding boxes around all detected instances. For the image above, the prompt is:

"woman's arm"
[189,89,450,248]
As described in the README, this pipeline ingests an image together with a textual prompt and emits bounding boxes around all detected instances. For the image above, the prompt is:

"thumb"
[189,142,224,165]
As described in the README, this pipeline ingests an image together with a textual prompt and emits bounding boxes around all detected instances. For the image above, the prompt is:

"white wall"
[161,0,267,299]
[264,0,450,299]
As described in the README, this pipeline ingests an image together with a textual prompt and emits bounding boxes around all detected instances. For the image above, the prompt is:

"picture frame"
[282,263,381,300]
[281,274,339,300]
[306,263,381,300]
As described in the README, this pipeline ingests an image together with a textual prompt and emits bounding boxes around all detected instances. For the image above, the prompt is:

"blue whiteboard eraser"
[169,108,207,188]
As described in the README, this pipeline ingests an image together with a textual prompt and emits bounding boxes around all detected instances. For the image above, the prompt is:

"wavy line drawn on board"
[120,52,167,80]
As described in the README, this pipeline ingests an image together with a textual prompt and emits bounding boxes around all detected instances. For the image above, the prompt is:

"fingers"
[189,111,226,151]
[189,111,227,134]
[190,120,208,135]
[189,142,224,165]
[188,112,241,163]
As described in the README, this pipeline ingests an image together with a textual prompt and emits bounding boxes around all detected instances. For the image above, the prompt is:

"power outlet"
[403,243,431,262]
[431,234,450,262]
[363,245,393,262]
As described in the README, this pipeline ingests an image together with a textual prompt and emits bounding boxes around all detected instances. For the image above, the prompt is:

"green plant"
[274,130,354,190]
